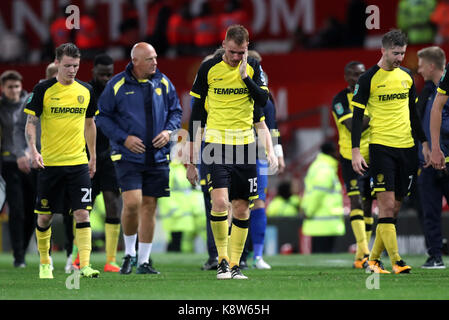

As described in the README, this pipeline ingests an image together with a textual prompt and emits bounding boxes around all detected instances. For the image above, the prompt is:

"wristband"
[274,144,283,158]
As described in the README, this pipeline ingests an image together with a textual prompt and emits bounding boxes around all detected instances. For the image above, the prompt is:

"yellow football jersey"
[351,65,415,148]
[24,78,96,166]
[190,56,268,145]
[331,88,370,161]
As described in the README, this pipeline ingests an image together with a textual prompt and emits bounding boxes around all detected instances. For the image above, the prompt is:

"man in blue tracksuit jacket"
[96,42,182,275]
[416,46,449,269]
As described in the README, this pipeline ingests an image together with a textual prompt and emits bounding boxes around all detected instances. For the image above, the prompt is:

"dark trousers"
[417,166,449,257]
[167,232,183,252]
[202,187,217,259]
[312,236,337,253]
[2,162,37,263]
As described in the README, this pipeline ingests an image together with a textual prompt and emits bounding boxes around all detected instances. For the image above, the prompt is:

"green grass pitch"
[1,252,449,300]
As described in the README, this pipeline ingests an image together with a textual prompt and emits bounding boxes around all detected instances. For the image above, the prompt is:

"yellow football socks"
[350,209,369,260]
[210,210,229,263]
[75,222,92,269]
[105,220,121,264]
[364,216,374,246]
[229,218,249,268]
[377,218,401,266]
[36,225,51,265]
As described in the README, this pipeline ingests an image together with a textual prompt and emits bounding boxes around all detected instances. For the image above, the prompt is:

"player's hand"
[124,135,146,154]
[88,157,96,179]
[422,142,432,168]
[31,151,44,169]
[267,151,278,175]
[352,148,368,175]
[430,147,446,170]
[152,130,171,149]
[239,49,248,79]
[277,156,286,174]
[186,164,199,186]
[17,155,31,174]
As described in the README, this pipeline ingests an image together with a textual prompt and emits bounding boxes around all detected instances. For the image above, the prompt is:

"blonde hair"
[417,46,446,71]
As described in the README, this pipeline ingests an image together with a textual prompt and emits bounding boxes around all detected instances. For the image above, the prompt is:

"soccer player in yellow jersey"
[24,43,99,279]
[186,25,278,280]
[351,30,430,274]
[331,61,374,269]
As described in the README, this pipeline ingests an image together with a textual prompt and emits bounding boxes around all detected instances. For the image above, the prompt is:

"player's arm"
[264,96,285,173]
[430,92,449,169]
[430,63,449,169]
[255,120,278,174]
[240,51,268,107]
[332,91,370,133]
[23,83,44,169]
[350,74,370,175]
[342,116,370,133]
[25,114,43,169]
[85,117,96,178]
[85,89,97,178]
[187,63,209,185]
[408,82,430,166]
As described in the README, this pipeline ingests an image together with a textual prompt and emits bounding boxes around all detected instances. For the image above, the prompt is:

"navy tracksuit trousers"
[417,165,449,257]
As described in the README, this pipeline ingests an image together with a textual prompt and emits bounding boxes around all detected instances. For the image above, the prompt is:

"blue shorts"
[114,160,170,198]
[256,159,268,201]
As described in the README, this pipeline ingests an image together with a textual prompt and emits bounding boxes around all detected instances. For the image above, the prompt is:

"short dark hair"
[225,25,249,44]
[55,43,81,61]
[344,61,364,74]
[94,53,114,67]
[0,70,22,86]
[381,29,408,49]
[417,46,446,71]
[278,181,292,200]
[320,141,337,155]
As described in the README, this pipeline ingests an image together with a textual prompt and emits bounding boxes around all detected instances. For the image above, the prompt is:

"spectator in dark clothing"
[0,70,36,268]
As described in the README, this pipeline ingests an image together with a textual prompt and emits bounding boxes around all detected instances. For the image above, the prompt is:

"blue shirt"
[418,80,449,164]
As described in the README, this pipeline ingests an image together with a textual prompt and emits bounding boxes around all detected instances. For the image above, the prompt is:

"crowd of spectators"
[2,0,449,64]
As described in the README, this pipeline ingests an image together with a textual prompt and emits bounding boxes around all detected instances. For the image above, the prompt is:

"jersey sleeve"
[251,59,268,90]
[253,103,265,123]
[85,87,97,118]
[190,61,210,100]
[24,82,45,117]
[331,91,352,123]
[351,72,371,110]
[437,63,449,95]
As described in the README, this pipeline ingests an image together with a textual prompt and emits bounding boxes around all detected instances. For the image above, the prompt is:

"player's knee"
[123,200,140,216]
[37,214,53,228]
[232,200,250,220]
[212,197,228,212]
[73,209,89,223]
[252,199,265,210]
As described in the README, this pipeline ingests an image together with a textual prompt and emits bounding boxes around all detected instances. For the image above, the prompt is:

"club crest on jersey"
[354,84,359,95]
[41,199,49,209]
[77,95,84,104]
[377,174,384,183]
[334,102,344,115]
[155,88,162,96]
